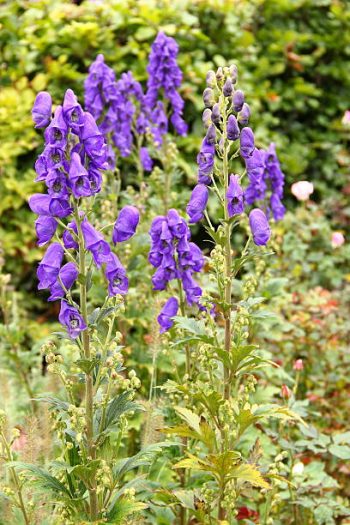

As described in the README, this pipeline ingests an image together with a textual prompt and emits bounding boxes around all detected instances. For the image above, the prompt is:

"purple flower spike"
[226,174,244,217]
[112,205,140,243]
[249,209,271,246]
[140,147,153,172]
[59,300,87,339]
[105,253,129,296]
[48,262,78,301]
[32,92,52,128]
[81,219,111,267]
[68,152,91,198]
[62,89,84,131]
[157,297,179,333]
[37,242,64,290]
[240,127,255,158]
[227,115,240,141]
[35,216,57,246]
[186,184,209,223]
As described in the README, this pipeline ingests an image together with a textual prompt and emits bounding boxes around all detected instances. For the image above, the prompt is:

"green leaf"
[328,444,350,460]
[75,357,100,374]
[230,463,270,489]
[8,462,71,496]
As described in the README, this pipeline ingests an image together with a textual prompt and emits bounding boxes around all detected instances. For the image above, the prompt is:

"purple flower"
[44,106,68,148]
[45,169,69,198]
[264,143,285,221]
[68,152,91,198]
[105,253,129,296]
[249,209,271,246]
[197,138,215,185]
[238,103,250,126]
[227,115,240,141]
[233,89,244,112]
[140,147,153,172]
[63,221,78,249]
[35,216,57,247]
[80,112,107,168]
[181,271,202,306]
[240,127,255,158]
[48,262,78,301]
[59,300,87,339]
[84,54,116,121]
[226,174,244,217]
[157,297,179,333]
[205,124,216,145]
[270,194,286,221]
[186,184,209,223]
[37,242,64,290]
[112,205,140,243]
[62,89,85,131]
[29,193,72,218]
[223,78,233,97]
[170,112,188,136]
[32,92,52,128]
[244,149,267,205]
[211,103,221,125]
[81,219,111,267]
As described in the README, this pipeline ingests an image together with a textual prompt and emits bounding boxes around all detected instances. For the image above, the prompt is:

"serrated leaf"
[75,357,100,374]
[230,463,270,489]
[175,407,201,433]
[8,462,70,496]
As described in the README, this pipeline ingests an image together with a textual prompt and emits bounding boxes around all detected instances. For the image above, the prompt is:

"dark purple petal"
[157,297,179,333]
[227,174,244,217]
[105,252,129,296]
[37,242,64,290]
[32,92,52,128]
[186,184,209,223]
[232,89,244,112]
[227,115,240,141]
[59,300,87,339]
[81,219,111,267]
[48,262,78,301]
[240,127,255,158]
[112,205,140,243]
[35,216,57,246]
[249,209,271,246]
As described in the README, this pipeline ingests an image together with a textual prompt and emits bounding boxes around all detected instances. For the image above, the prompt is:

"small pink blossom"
[331,231,345,248]
[293,359,304,371]
[291,181,314,201]
[281,384,292,399]
[342,110,350,126]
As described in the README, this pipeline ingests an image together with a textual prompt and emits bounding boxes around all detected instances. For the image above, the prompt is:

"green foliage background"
[1,0,350,281]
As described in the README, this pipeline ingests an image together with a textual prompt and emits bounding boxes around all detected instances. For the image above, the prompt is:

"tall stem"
[74,205,98,521]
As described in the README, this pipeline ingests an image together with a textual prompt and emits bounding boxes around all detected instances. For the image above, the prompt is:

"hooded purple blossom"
[62,89,85,132]
[264,143,286,221]
[32,92,52,129]
[244,149,266,205]
[80,112,108,168]
[84,54,116,121]
[226,174,244,217]
[29,193,72,219]
[35,216,57,246]
[186,184,209,223]
[37,242,64,290]
[249,209,271,246]
[227,115,240,141]
[68,152,91,198]
[157,297,179,333]
[238,103,250,126]
[112,205,140,243]
[48,262,78,301]
[240,127,255,158]
[197,138,215,185]
[146,32,187,136]
[140,147,153,172]
[44,106,68,148]
[104,253,129,296]
[59,300,87,339]
[81,219,111,267]
[232,89,245,112]
[63,221,79,249]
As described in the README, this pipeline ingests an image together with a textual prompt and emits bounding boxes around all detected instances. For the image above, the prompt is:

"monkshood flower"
[81,219,111,268]
[146,31,187,136]
[227,115,240,141]
[149,210,203,306]
[44,106,68,148]
[105,253,129,296]
[238,103,250,126]
[48,262,78,301]
[35,216,57,246]
[84,54,116,121]
[59,300,87,339]
[29,193,72,219]
[186,184,209,223]
[63,221,79,249]
[244,149,266,205]
[249,209,271,246]
[32,92,52,129]
[112,205,140,243]
[197,138,215,185]
[37,242,64,290]
[157,297,179,333]
[140,147,153,172]
[240,127,255,158]
[227,174,244,217]
[264,143,285,220]
[68,152,91,198]
[232,89,245,112]
[62,89,85,132]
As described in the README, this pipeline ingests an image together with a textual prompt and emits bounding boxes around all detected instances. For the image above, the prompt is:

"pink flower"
[293,359,304,371]
[341,110,350,126]
[291,181,314,201]
[331,231,345,248]
[281,384,291,399]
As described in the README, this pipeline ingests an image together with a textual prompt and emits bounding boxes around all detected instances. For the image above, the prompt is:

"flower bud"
[211,103,221,125]
[331,231,345,248]
[238,103,251,125]
[223,78,233,97]
[229,64,238,83]
[281,384,291,399]
[227,115,240,141]
[206,70,216,88]
[202,108,212,128]
[293,359,304,371]
[205,124,216,145]
[233,89,245,112]
[203,88,215,108]
[216,67,224,83]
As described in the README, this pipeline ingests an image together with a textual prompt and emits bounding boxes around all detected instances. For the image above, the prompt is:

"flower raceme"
[30,88,139,339]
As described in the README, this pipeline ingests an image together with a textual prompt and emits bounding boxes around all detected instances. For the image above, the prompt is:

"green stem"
[74,203,98,521]
[177,279,190,377]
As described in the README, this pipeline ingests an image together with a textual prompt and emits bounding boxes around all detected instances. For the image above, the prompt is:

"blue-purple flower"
[157,297,179,333]
[37,242,64,290]
[35,216,57,246]
[32,92,52,129]
[249,209,271,246]
[186,184,209,223]
[59,300,87,339]
[81,219,111,267]
[240,127,255,158]
[227,115,240,141]
[48,262,78,301]
[112,205,140,243]
[197,138,215,185]
[104,253,129,296]
[226,174,244,217]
